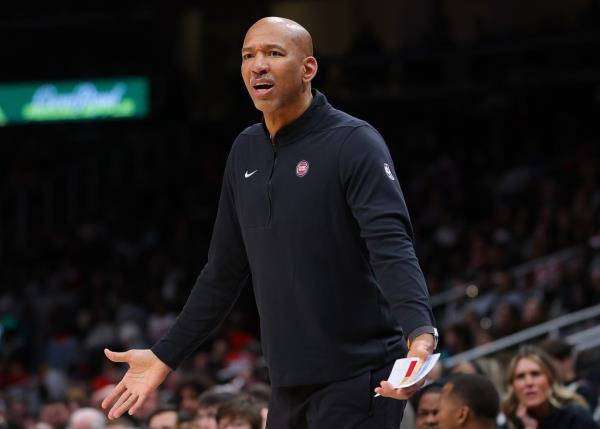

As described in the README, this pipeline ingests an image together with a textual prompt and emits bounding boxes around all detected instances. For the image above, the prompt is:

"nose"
[251,53,269,75]
[426,414,438,424]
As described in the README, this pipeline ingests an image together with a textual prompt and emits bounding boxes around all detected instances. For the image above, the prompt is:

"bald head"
[245,17,313,57]
[240,16,318,132]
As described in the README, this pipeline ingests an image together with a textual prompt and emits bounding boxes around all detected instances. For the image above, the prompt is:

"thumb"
[104,348,131,363]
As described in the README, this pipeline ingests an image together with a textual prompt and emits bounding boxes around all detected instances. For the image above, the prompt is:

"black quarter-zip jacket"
[152,90,435,387]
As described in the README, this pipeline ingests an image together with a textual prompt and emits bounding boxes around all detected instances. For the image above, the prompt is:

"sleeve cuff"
[407,326,438,350]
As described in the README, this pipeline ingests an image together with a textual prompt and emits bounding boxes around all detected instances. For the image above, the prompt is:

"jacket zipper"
[267,137,278,225]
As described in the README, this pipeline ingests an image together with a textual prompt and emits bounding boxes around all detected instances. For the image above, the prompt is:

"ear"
[302,56,318,83]
[457,406,470,425]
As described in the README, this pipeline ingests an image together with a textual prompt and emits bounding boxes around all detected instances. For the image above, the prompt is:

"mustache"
[250,76,275,86]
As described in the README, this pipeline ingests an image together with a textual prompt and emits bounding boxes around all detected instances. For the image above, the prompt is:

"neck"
[466,419,496,429]
[264,88,313,138]
[528,401,552,420]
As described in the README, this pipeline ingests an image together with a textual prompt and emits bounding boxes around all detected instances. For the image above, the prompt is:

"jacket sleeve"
[338,124,435,341]
[151,145,249,369]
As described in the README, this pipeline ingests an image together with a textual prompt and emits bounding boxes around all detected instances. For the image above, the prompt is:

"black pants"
[266,361,405,429]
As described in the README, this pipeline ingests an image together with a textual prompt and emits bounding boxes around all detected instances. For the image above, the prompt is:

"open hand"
[101,348,171,419]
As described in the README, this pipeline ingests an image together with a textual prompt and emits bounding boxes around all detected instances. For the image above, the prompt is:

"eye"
[268,50,283,56]
[242,53,253,60]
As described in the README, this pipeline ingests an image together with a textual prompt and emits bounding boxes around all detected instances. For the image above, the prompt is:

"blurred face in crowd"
[217,417,252,429]
[416,391,441,429]
[179,387,201,416]
[240,17,317,121]
[511,357,551,410]
[451,361,479,376]
[149,410,178,429]
[40,402,70,429]
[551,356,575,383]
[197,406,218,429]
[438,383,464,429]
[105,418,137,429]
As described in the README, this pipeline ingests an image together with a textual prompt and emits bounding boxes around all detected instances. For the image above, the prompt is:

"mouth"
[251,81,274,97]
[524,391,539,400]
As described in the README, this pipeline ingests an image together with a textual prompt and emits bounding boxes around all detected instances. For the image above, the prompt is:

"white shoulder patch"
[384,163,395,181]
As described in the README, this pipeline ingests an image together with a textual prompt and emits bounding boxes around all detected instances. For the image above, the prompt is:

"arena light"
[0,77,149,126]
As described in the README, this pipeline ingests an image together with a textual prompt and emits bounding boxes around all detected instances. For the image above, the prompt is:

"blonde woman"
[502,345,597,429]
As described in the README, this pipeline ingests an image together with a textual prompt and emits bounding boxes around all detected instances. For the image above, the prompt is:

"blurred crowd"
[1,97,599,429]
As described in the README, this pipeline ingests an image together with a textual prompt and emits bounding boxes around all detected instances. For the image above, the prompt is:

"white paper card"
[387,353,441,389]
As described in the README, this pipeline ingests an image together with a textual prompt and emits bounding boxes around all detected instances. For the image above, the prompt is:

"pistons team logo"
[296,160,309,177]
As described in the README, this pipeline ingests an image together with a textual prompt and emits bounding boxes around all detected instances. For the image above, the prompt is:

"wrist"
[407,326,438,351]
[410,334,435,353]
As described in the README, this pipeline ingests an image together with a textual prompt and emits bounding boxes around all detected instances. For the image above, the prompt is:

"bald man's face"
[241,18,316,115]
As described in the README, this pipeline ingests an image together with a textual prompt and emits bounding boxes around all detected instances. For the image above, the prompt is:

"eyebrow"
[241,43,287,53]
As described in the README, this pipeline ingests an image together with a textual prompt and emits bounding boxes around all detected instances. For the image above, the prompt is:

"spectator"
[450,358,505,396]
[215,396,262,429]
[147,407,178,429]
[241,383,269,426]
[68,409,107,429]
[176,376,213,418]
[196,388,237,429]
[438,374,499,429]
[38,400,70,429]
[521,295,547,329]
[538,339,578,384]
[502,345,597,429]
[410,381,444,429]
[103,416,136,429]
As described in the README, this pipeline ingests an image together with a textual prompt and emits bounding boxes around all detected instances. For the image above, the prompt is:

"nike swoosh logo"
[244,170,258,178]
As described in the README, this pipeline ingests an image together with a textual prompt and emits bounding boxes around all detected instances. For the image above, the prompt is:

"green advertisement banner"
[0,77,149,126]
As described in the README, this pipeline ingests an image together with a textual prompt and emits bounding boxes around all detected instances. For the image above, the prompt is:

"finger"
[397,386,420,398]
[108,391,133,419]
[105,348,131,363]
[380,381,396,391]
[375,381,400,397]
[400,379,426,394]
[128,393,148,416]
[375,386,405,400]
[375,380,420,400]
[101,382,127,410]
[111,393,138,419]
[375,381,394,393]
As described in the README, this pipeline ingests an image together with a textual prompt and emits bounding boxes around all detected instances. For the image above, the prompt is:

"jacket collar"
[261,89,330,145]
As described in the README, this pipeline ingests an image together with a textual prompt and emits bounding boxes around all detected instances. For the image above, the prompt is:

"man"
[68,408,107,429]
[147,407,178,429]
[196,388,237,429]
[38,399,70,429]
[176,377,213,418]
[437,374,499,429]
[101,16,436,428]
[411,382,444,429]
[216,395,262,429]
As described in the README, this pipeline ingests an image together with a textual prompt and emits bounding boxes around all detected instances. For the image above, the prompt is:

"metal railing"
[443,302,600,367]
[567,325,600,355]
[429,243,585,309]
